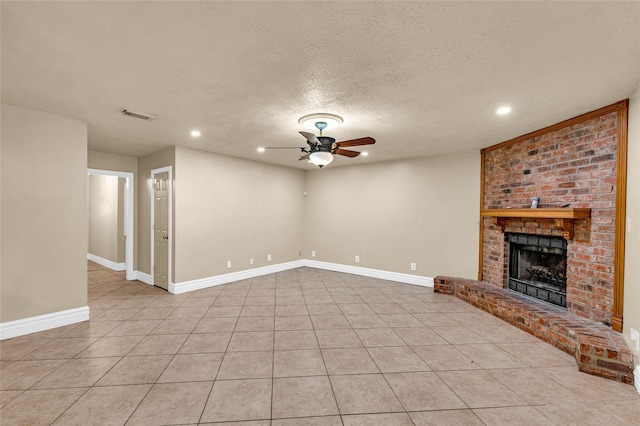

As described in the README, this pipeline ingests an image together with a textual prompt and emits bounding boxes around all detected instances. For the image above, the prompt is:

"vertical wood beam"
[478,149,485,281]
[612,102,629,332]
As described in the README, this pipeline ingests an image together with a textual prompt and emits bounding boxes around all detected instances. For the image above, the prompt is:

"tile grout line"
[198,283,251,423]
[269,275,277,423]
[122,287,206,425]
[309,275,346,424]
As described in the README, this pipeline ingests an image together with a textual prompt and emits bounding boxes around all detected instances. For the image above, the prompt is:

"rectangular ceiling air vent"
[121,109,157,121]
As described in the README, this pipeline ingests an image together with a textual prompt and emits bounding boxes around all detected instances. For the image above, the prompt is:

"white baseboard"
[0,306,89,340]
[169,259,433,295]
[170,260,306,294]
[0,262,429,339]
[87,253,126,272]
[134,271,153,285]
[302,259,434,287]
[635,365,640,395]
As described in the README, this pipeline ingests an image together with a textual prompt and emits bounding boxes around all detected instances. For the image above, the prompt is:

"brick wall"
[482,111,619,326]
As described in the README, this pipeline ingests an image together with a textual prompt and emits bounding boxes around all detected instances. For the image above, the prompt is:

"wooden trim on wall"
[483,100,629,154]
[612,103,629,332]
[479,100,629,331]
[478,149,485,281]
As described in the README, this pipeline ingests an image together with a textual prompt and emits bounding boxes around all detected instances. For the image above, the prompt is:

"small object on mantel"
[531,197,539,208]
[562,203,571,208]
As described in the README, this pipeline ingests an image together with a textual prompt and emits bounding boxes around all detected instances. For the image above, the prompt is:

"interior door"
[153,172,169,290]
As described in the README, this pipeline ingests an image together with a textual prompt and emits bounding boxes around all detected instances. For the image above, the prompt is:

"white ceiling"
[2,1,639,169]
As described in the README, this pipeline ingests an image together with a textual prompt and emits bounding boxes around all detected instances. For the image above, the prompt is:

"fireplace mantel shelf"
[481,208,591,239]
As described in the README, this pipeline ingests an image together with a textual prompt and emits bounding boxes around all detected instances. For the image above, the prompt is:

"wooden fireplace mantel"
[480,208,591,239]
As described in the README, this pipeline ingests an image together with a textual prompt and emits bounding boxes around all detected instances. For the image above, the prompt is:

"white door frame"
[150,166,173,290]
[87,168,135,280]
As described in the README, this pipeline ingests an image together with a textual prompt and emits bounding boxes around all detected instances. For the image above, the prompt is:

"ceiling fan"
[264,121,375,168]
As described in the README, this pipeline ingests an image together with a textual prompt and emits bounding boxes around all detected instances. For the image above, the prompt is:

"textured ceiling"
[2,1,639,169]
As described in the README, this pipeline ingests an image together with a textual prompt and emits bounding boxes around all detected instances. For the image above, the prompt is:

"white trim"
[87,253,126,271]
[171,260,306,294]
[169,259,432,295]
[0,306,89,340]
[135,271,153,285]
[87,168,135,280]
[150,166,173,289]
[88,168,134,179]
[302,259,434,287]
[635,365,640,395]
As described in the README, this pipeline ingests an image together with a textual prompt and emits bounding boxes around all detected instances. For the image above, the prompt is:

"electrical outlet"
[312,251,316,257]
[411,263,417,271]
[226,260,231,269]
[355,255,360,263]
[267,254,272,262]
[631,328,640,352]
[249,258,253,265]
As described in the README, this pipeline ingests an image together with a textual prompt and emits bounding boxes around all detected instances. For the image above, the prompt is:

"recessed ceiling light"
[257,147,265,153]
[361,151,369,157]
[496,106,511,116]
[190,130,201,137]
[298,113,344,130]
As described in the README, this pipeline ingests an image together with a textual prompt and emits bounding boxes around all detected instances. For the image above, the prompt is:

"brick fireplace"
[480,101,628,329]
[435,101,633,384]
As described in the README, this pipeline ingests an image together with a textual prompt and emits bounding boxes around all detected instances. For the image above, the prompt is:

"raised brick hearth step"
[434,276,634,385]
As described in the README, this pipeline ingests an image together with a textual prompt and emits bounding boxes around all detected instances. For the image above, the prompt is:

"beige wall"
[173,146,305,283]
[88,150,139,269]
[138,147,176,277]
[88,174,119,262]
[88,150,138,174]
[623,89,640,367]
[303,151,480,279]
[1,104,88,322]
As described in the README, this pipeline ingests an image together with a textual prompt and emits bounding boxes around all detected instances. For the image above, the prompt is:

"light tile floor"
[1,261,639,425]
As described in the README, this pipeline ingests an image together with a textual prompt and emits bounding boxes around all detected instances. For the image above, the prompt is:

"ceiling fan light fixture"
[309,151,334,167]
[298,113,343,130]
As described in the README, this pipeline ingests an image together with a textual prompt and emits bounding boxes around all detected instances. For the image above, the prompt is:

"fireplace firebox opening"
[507,233,568,307]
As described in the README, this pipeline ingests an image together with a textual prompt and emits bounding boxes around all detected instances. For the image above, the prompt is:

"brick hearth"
[434,276,634,384]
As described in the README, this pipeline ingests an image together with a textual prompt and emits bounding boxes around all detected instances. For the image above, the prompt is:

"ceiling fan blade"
[335,137,376,148]
[298,153,310,161]
[264,146,307,149]
[334,148,361,158]
[299,131,320,145]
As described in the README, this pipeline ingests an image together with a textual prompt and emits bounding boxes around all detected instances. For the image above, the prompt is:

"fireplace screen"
[507,234,568,307]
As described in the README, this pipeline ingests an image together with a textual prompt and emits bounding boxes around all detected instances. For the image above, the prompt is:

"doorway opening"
[87,169,135,280]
